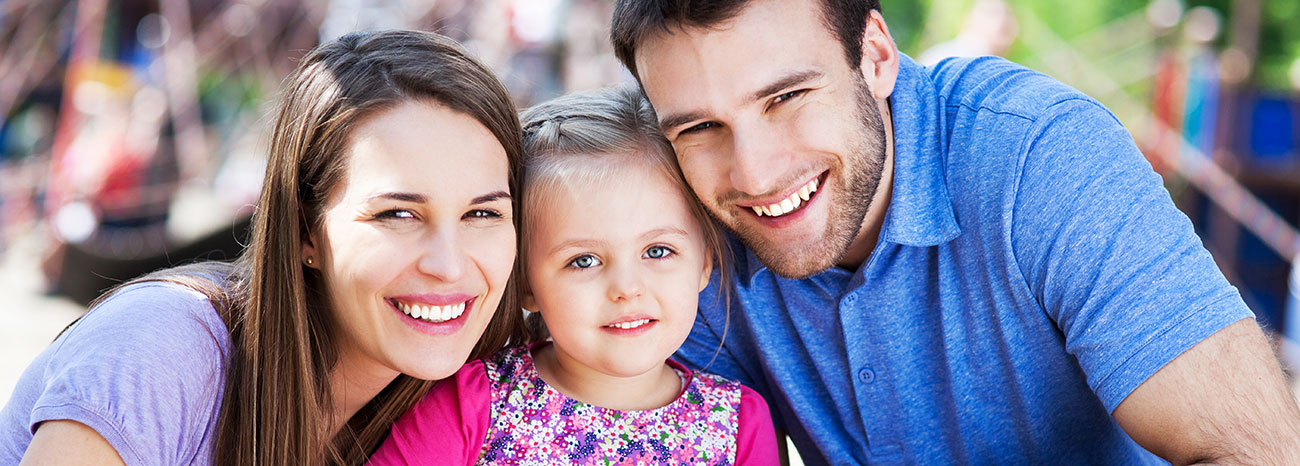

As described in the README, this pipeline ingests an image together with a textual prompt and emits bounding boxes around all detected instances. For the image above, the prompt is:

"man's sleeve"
[1009,98,1254,412]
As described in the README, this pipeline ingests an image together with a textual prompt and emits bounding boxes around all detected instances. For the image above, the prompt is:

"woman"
[0,30,526,465]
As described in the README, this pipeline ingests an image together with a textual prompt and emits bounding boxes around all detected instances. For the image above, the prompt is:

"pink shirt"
[370,345,779,465]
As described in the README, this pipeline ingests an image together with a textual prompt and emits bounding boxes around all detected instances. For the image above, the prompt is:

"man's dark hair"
[611,0,881,79]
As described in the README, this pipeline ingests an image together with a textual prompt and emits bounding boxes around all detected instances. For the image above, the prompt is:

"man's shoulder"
[926,56,1096,121]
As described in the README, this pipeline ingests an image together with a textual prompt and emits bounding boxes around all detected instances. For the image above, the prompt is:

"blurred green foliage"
[881,0,1300,92]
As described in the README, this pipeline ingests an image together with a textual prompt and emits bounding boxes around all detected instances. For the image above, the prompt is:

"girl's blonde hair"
[518,84,730,342]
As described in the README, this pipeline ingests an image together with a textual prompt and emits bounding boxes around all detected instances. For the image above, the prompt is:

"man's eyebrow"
[751,70,823,102]
[471,191,511,204]
[659,111,709,133]
[658,70,825,132]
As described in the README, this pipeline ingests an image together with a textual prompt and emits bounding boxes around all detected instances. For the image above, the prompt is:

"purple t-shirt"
[0,281,229,465]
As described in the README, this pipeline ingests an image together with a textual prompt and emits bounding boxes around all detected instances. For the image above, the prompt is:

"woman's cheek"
[469,225,517,287]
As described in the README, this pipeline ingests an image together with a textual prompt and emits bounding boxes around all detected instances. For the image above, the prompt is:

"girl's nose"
[606,263,645,302]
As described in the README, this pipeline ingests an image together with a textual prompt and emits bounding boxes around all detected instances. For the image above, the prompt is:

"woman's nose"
[416,227,467,281]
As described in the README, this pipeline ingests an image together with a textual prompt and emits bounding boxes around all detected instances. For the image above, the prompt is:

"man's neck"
[837,100,897,271]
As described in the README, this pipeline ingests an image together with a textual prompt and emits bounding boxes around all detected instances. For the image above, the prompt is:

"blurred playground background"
[1,0,1298,419]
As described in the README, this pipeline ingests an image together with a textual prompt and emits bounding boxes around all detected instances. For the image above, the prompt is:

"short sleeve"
[368,361,490,466]
[735,384,779,466]
[1009,99,1254,412]
[28,282,229,465]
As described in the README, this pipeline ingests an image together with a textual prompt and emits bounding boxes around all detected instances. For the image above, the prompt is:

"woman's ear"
[301,229,321,269]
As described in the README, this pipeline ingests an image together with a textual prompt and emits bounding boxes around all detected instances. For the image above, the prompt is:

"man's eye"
[567,254,602,269]
[680,121,718,135]
[644,245,674,259]
[774,89,807,105]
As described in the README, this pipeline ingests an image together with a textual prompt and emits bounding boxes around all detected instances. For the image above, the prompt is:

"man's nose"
[728,123,790,196]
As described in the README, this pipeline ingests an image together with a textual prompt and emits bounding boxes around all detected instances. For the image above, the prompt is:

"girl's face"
[304,101,515,383]
[525,158,712,380]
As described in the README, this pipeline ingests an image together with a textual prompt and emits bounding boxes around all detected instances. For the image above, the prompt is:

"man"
[610,0,1300,464]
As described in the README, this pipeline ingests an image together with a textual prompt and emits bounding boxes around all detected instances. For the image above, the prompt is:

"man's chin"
[742,235,845,279]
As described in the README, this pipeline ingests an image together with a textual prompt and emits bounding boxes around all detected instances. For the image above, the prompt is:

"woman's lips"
[388,295,476,335]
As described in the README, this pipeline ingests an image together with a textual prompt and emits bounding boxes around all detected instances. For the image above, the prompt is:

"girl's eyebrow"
[548,239,603,257]
[640,227,689,242]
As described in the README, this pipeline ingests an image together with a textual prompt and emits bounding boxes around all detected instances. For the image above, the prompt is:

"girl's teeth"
[609,319,651,330]
[398,300,467,323]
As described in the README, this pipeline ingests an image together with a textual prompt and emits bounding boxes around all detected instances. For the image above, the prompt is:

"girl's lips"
[600,317,658,336]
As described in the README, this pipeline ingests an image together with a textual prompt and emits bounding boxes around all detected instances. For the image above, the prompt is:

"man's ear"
[859,9,900,100]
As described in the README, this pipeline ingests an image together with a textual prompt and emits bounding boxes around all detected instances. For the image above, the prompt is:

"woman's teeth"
[396,300,466,323]
[606,319,651,330]
[752,177,818,217]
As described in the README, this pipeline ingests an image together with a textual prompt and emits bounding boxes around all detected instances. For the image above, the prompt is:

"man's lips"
[739,172,826,218]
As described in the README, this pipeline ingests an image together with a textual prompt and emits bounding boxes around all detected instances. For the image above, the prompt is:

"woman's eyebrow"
[471,191,511,204]
[369,192,426,203]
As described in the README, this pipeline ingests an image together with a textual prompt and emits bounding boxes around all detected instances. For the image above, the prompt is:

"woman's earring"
[305,257,314,266]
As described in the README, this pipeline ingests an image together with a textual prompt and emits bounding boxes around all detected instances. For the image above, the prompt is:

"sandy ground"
[0,229,84,400]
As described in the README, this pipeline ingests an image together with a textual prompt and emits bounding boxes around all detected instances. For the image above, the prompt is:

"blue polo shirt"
[675,55,1253,464]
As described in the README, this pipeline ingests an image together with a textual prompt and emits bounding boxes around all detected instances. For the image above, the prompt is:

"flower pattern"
[477,346,741,465]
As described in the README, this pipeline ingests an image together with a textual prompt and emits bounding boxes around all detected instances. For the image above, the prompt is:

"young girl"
[369,86,779,465]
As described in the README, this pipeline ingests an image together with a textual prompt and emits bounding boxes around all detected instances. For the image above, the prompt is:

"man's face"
[636,0,888,279]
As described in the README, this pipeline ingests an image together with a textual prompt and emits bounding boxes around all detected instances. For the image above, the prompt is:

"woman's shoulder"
[62,277,231,353]
[3,272,236,465]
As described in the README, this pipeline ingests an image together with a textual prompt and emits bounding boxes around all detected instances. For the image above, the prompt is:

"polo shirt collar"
[881,54,962,248]
[740,54,961,283]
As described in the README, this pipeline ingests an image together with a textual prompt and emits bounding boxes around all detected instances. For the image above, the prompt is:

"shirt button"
[858,367,876,383]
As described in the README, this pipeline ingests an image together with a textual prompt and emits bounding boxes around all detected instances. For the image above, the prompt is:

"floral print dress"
[477,346,741,465]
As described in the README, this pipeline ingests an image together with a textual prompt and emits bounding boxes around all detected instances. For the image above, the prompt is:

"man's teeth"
[752,178,818,217]
[607,319,651,330]
[396,301,466,323]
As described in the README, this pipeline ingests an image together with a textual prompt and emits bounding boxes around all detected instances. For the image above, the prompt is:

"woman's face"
[304,101,515,382]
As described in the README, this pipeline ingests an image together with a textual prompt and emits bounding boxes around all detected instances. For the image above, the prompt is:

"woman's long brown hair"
[88,30,526,465]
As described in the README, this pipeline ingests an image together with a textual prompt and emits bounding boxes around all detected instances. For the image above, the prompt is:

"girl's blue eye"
[568,254,601,269]
[645,245,673,259]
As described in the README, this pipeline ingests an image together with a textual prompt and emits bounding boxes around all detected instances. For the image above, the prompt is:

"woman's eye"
[567,254,602,269]
[644,245,674,259]
[464,209,502,219]
[376,209,416,220]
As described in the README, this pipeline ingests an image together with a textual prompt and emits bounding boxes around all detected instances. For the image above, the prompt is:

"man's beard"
[723,75,886,279]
